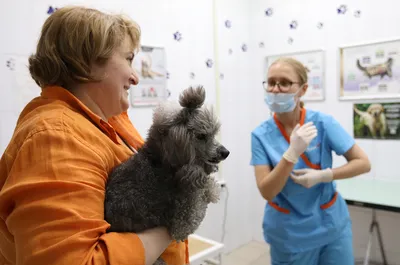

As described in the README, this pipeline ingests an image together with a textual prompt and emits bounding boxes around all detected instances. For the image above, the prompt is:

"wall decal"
[265,8,273,17]
[337,5,347,14]
[173,31,182,41]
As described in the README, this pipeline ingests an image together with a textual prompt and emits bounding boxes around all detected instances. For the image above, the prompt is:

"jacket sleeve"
[0,128,145,265]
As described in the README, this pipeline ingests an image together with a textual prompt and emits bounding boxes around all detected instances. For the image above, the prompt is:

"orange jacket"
[0,86,189,265]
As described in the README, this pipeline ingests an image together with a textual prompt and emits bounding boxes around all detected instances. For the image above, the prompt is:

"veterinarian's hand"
[290,168,333,188]
[283,122,318,164]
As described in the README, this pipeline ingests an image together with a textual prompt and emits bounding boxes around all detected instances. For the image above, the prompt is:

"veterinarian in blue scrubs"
[250,57,371,265]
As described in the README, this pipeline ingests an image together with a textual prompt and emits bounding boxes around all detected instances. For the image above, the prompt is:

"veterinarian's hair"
[271,57,308,108]
[28,6,141,89]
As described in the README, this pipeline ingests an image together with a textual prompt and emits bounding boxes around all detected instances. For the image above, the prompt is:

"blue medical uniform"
[250,108,355,265]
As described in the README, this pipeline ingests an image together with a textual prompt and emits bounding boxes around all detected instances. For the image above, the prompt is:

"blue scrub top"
[250,108,355,253]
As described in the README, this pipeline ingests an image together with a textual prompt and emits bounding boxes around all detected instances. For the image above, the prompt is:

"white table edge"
[189,234,224,264]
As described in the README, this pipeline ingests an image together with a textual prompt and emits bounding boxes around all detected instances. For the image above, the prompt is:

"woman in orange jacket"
[0,6,188,265]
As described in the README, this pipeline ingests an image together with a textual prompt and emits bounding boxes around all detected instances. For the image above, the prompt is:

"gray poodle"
[104,86,230,265]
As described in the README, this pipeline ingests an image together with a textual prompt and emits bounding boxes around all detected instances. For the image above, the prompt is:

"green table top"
[336,178,400,209]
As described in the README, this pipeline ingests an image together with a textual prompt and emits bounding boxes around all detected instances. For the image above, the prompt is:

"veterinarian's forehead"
[267,63,298,81]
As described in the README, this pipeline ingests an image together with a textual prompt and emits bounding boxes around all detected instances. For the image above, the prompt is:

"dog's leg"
[380,126,386,138]
[153,257,167,265]
[169,190,208,242]
[168,166,216,241]
[204,178,221,203]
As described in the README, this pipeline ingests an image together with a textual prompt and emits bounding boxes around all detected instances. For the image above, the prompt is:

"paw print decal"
[6,58,15,70]
[265,8,273,17]
[205,59,213,68]
[337,5,347,14]
[173,31,182,41]
[47,6,58,15]
[289,20,298,29]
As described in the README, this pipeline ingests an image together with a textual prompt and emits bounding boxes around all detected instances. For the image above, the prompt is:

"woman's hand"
[290,168,333,188]
[283,122,318,164]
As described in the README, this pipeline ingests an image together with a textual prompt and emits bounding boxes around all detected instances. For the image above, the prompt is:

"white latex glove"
[290,168,333,188]
[283,122,318,164]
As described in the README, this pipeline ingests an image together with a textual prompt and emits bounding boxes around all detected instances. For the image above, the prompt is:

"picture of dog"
[356,57,393,79]
[354,103,387,138]
[104,86,229,265]
[140,54,164,79]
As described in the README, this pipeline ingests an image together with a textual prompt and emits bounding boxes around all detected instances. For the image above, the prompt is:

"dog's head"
[148,86,229,174]
[141,59,150,70]
[367,104,384,119]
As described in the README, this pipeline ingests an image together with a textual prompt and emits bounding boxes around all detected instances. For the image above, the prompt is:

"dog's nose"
[218,146,230,160]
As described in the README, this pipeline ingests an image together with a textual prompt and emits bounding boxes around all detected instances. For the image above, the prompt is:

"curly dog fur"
[104,86,229,265]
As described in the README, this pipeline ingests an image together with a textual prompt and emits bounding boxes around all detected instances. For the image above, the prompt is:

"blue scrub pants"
[269,226,354,265]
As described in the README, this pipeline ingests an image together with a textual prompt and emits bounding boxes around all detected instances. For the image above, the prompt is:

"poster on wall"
[353,102,400,139]
[265,49,325,101]
[339,38,400,100]
[130,45,167,107]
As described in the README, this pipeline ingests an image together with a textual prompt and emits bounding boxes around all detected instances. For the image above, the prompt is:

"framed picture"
[339,38,400,100]
[353,102,400,140]
[265,49,325,101]
[130,45,167,107]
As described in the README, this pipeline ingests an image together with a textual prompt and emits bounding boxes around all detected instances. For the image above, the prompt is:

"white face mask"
[264,87,302,113]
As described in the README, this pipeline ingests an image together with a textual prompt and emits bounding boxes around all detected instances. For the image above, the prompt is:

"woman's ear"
[300,83,308,97]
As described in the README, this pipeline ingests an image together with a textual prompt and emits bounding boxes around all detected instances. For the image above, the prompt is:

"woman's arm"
[0,129,170,265]
[254,159,295,201]
[332,143,371,180]
[137,228,172,265]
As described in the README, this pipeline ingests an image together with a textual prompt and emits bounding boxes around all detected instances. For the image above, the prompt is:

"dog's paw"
[153,257,167,265]
[171,229,190,242]
[204,179,221,203]
[207,188,221,203]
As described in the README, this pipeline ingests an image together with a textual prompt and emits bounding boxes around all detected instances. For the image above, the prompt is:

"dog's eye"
[197,134,207,141]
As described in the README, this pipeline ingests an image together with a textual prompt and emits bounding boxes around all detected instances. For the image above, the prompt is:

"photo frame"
[265,49,325,101]
[339,38,400,101]
[130,45,167,107]
[353,102,400,140]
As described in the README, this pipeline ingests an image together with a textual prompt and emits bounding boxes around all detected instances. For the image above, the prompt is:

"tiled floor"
[219,241,271,265]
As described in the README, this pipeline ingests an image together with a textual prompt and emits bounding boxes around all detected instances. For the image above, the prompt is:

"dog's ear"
[367,105,373,114]
[161,125,195,166]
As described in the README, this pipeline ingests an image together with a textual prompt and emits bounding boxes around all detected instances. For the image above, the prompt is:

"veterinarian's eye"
[197,134,207,141]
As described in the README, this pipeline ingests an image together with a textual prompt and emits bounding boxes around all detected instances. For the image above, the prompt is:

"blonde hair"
[29,6,141,89]
[270,57,308,108]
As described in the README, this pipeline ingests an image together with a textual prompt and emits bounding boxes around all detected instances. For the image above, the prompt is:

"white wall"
[194,0,256,252]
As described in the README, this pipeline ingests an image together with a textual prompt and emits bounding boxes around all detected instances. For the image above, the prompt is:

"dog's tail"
[356,59,366,72]
[387,57,393,66]
[179,86,206,109]
[353,106,364,117]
